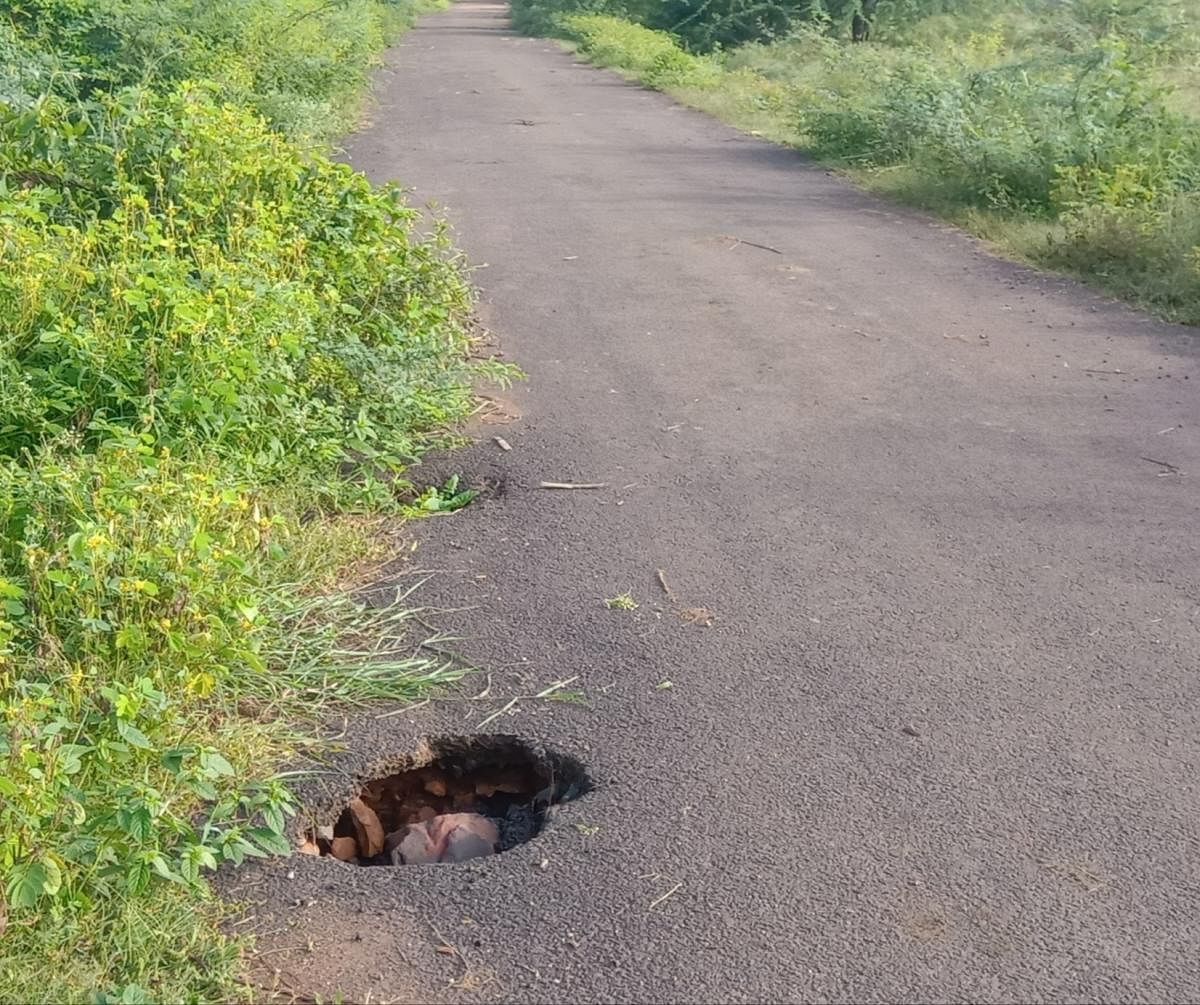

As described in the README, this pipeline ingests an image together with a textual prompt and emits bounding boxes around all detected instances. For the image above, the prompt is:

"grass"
[3,884,242,1004]
[518,3,1200,325]
[604,592,638,610]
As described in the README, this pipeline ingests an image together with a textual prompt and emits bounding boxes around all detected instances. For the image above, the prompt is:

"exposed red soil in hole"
[299,734,590,866]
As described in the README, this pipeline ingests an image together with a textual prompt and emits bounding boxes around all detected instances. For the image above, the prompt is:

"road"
[244,3,1200,1001]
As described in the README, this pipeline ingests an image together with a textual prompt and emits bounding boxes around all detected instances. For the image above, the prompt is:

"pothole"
[299,734,591,866]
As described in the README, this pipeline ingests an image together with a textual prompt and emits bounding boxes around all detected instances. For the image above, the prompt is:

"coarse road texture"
[240,3,1200,1002]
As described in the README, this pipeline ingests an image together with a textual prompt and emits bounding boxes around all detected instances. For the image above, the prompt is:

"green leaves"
[200,750,235,778]
[1,83,481,479]
[115,720,153,750]
[7,859,62,909]
[416,473,479,513]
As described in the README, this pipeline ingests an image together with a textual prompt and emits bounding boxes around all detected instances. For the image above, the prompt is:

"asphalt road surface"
[239,3,1200,1002]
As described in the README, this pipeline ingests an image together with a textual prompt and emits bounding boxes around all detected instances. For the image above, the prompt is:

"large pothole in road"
[300,735,591,866]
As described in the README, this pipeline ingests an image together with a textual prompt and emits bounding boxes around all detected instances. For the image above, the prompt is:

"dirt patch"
[473,392,523,426]
[299,734,590,866]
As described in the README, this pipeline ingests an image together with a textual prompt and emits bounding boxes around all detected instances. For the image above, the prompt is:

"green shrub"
[562,15,721,89]
[793,30,1197,208]
[0,87,474,477]
[1,0,415,142]
[511,0,620,37]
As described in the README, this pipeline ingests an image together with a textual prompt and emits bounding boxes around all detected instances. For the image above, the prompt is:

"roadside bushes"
[560,15,720,88]
[743,12,1200,318]
[0,87,474,477]
[790,33,1199,210]
[0,0,491,999]
[510,0,617,37]
[512,0,880,49]
[1,0,410,142]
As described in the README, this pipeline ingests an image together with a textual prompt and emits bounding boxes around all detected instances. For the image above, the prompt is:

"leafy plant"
[415,474,480,513]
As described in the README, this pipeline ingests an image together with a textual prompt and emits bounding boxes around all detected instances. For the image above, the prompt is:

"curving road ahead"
[250,3,1200,1002]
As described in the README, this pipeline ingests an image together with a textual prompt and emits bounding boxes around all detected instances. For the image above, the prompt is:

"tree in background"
[635,0,884,49]
[851,0,877,40]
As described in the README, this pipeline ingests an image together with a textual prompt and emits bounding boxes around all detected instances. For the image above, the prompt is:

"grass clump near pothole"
[0,1,511,1000]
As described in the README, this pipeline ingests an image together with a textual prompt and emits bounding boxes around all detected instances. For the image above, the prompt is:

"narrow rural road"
[248,3,1200,1002]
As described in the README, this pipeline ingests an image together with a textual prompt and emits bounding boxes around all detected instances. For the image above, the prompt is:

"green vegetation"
[416,473,480,512]
[604,591,638,610]
[512,0,877,48]
[512,0,1200,323]
[0,0,503,999]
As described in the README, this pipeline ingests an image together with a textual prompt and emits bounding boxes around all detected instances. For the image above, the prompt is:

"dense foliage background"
[516,0,878,47]
[0,1,492,1000]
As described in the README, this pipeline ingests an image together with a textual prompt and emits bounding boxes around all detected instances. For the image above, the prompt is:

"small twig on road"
[1083,368,1125,375]
[722,235,783,254]
[473,676,581,728]
[649,882,683,909]
[476,697,519,728]
[375,699,430,719]
[656,568,677,602]
[534,675,580,699]
[540,481,607,489]
[249,944,309,958]
[493,436,512,451]
[429,921,469,975]
[1140,456,1181,473]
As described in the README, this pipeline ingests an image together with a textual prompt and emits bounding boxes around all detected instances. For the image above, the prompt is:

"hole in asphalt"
[302,735,590,866]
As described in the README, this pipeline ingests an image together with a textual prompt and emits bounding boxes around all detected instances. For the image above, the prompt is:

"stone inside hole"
[299,734,590,866]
